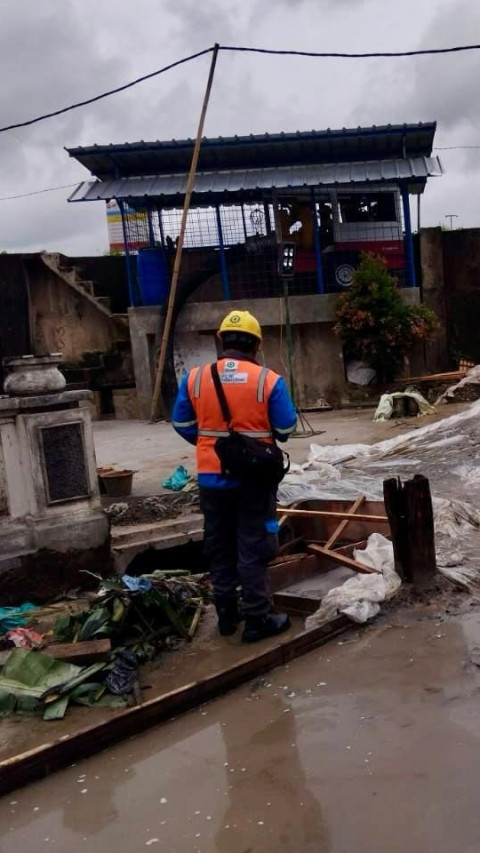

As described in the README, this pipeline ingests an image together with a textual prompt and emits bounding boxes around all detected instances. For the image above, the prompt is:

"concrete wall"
[419,227,480,368]
[130,291,421,416]
[442,229,480,364]
[28,261,119,361]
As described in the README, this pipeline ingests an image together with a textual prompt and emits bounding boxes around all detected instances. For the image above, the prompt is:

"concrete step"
[111,513,203,549]
[77,280,95,296]
[95,296,112,311]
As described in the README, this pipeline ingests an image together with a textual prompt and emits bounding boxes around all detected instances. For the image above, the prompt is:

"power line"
[0,183,78,201]
[221,42,480,59]
[0,47,213,134]
[2,41,480,136]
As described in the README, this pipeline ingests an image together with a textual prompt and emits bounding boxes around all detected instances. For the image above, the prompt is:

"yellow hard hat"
[217,310,262,341]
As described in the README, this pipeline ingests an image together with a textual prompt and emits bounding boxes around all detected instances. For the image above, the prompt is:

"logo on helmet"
[229,314,241,324]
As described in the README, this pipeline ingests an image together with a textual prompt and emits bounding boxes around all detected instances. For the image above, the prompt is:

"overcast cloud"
[0,0,478,254]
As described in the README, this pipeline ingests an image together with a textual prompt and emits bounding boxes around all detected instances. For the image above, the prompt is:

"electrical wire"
[221,43,480,59]
[2,41,480,136]
[0,183,78,201]
[0,47,213,134]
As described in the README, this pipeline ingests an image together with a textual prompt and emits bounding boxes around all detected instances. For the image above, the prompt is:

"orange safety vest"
[187,358,279,475]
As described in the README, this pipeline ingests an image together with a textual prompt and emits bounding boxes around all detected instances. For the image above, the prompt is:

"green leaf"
[43,696,69,720]
[0,688,16,717]
[77,608,111,641]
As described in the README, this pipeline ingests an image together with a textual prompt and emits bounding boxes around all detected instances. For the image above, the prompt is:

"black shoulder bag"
[210,362,290,485]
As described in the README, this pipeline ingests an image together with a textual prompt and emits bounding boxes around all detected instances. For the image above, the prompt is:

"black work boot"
[242,612,291,643]
[216,599,241,636]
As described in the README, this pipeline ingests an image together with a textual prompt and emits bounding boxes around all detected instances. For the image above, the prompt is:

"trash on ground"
[6,628,44,649]
[346,360,377,386]
[305,534,401,628]
[0,571,210,720]
[0,603,37,635]
[162,465,192,491]
[436,364,480,405]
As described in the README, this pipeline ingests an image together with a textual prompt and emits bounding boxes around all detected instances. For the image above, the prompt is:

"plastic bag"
[305,534,401,629]
[162,465,192,491]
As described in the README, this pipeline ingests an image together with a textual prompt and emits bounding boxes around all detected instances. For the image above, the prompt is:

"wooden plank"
[0,615,352,796]
[43,639,112,665]
[278,536,304,555]
[273,592,320,616]
[307,543,380,575]
[325,495,365,550]
[269,554,326,592]
[278,507,388,523]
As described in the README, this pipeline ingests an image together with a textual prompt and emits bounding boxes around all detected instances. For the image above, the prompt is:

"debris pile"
[436,365,480,404]
[104,488,200,526]
[0,571,210,720]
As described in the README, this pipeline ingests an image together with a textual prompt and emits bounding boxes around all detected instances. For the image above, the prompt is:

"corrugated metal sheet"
[67,123,438,180]
[69,157,443,204]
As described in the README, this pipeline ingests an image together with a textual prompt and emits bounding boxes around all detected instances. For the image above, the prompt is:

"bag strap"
[210,362,233,432]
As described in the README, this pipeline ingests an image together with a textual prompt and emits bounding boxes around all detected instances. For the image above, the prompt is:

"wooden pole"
[150,43,219,421]
[383,475,437,586]
[277,507,388,523]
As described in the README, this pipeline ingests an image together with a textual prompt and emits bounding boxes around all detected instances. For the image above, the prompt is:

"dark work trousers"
[199,483,278,618]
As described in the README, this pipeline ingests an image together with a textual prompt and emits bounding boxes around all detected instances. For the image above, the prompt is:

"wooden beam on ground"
[43,639,112,665]
[0,615,352,796]
[307,542,380,575]
[278,507,388,523]
[325,495,365,550]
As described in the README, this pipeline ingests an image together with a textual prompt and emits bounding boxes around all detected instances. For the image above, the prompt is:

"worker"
[172,310,297,643]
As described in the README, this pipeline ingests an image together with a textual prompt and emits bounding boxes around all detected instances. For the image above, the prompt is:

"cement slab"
[93,404,468,497]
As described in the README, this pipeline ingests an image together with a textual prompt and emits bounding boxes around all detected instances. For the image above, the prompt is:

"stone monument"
[0,355,110,604]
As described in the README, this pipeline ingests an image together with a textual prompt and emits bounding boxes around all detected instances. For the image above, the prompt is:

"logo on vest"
[224,360,238,371]
[220,372,248,384]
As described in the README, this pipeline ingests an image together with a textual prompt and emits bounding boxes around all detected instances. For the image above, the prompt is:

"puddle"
[2,613,480,852]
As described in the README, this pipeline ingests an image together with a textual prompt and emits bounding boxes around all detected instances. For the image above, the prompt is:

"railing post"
[311,188,325,294]
[215,205,230,300]
[401,183,416,288]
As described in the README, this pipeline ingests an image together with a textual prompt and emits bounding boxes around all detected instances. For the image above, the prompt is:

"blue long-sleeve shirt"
[172,363,297,489]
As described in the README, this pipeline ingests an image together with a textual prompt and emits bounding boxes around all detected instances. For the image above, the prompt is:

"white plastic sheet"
[305,534,400,628]
[373,391,436,422]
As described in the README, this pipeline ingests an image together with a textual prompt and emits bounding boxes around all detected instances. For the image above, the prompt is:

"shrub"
[334,253,438,383]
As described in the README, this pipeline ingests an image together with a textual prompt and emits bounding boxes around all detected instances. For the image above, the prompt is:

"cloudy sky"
[0,0,479,255]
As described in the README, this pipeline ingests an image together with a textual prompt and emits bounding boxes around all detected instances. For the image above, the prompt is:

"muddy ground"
[2,593,480,852]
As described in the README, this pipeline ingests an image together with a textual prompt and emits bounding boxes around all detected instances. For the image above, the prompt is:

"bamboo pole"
[150,43,220,421]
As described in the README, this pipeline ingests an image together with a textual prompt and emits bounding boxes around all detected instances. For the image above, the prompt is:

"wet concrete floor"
[3,606,480,853]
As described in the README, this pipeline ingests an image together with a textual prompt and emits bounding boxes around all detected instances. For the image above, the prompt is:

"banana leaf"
[77,607,112,641]
[43,696,69,720]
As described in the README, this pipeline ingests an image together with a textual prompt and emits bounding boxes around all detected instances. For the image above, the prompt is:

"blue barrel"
[137,249,170,305]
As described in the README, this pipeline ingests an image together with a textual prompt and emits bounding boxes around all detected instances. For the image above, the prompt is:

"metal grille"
[120,187,411,305]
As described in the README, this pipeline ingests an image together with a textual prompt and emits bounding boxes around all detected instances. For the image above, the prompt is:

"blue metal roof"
[69,156,443,205]
[67,122,438,180]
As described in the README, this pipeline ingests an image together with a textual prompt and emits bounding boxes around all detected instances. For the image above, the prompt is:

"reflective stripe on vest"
[187,359,279,475]
[193,365,205,398]
[257,366,269,403]
[197,429,272,438]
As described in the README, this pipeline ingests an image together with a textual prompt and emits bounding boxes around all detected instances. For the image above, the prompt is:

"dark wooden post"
[383,475,437,586]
